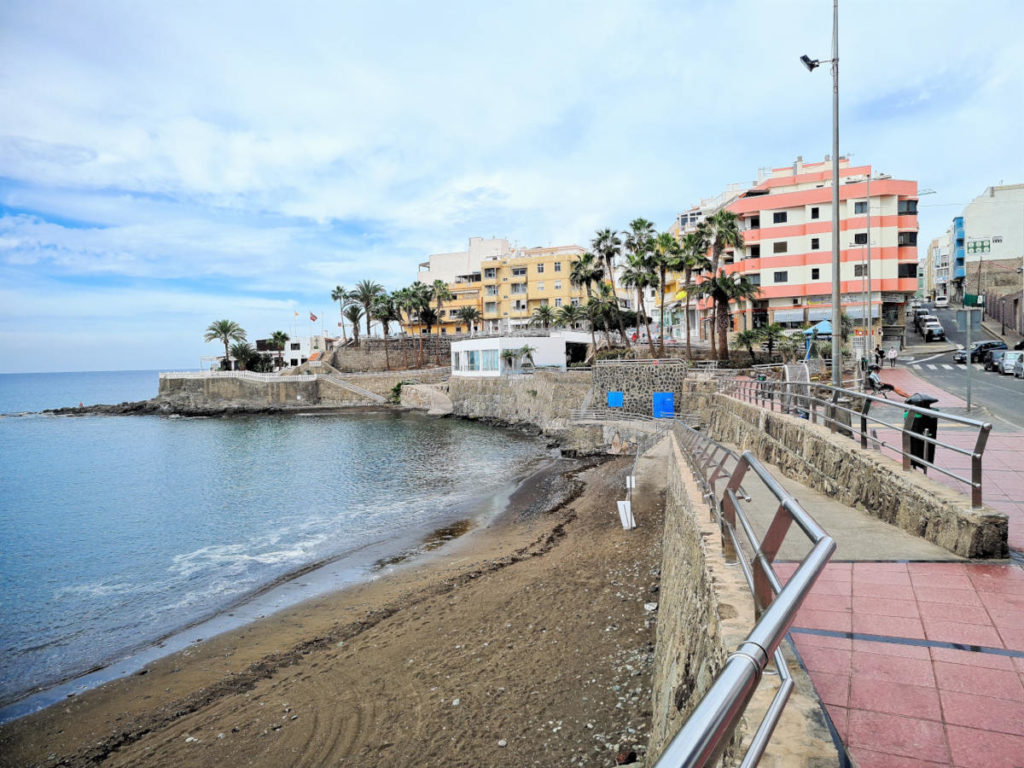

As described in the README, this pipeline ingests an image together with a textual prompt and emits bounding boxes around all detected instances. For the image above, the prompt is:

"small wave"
[55,581,138,599]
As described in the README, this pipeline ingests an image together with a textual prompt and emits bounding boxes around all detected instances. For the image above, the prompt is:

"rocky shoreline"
[37,397,392,418]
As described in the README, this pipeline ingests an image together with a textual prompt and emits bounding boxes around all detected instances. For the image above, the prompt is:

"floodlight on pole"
[801,0,842,386]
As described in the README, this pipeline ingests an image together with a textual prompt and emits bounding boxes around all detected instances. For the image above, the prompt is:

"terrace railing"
[655,422,835,768]
[720,378,992,509]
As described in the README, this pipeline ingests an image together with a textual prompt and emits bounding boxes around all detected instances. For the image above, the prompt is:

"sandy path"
[1,451,668,768]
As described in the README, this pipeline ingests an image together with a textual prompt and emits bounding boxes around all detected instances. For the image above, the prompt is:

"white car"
[923,321,945,341]
[998,350,1024,375]
[933,296,949,308]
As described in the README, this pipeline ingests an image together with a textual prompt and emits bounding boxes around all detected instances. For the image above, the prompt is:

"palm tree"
[733,329,760,365]
[582,299,602,359]
[697,211,745,358]
[392,286,414,368]
[431,279,455,365]
[593,282,618,340]
[519,345,536,367]
[457,306,481,336]
[229,340,255,371]
[344,304,364,345]
[693,271,761,361]
[619,251,659,358]
[270,330,289,367]
[592,229,629,347]
[407,281,432,367]
[370,293,399,370]
[652,232,685,355]
[755,323,786,359]
[555,303,584,329]
[352,280,384,340]
[331,285,350,343]
[204,320,246,368]
[680,231,711,359]
[569,251,605,304]
[531,303,556,329]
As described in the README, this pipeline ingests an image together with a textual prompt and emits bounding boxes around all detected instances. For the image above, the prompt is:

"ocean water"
[0,369,163,415]
[0,371,547,717]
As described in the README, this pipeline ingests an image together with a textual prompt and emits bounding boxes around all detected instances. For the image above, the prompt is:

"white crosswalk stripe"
[941,364,953,370]
[926,364,938,370]
[974,363,984,370]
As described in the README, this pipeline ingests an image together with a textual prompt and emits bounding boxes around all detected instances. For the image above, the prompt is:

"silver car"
[999,350,1024,375]
[1015,356,1024,379]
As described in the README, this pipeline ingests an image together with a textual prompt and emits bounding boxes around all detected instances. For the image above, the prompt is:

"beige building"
[413,238,591,335]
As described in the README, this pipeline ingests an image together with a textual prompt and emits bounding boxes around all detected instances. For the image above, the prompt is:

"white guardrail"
[159,371,318,382]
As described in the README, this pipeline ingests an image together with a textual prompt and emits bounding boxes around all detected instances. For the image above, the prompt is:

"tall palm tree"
[679,231,711,359]
[229,340,255,371]
[408,281,432,367]
[352,280,384,340]
[270,330,289,367]
[343,305,364,345]
[697,210,745,358]
[531,303,556,329]
[431,279,455,365]
[693,271,761,361]
[370,293,399,370]
[555,303,584,329]
[392,286,414,368]
[652,232,685,355]
[592,228,629,347]
[331,285,350,343]
[582,299,603,359]
[569,252,605,304]
[457,305,481,336]
[204,319,246,368]
[593,282,619,340]
[619,251,659,358]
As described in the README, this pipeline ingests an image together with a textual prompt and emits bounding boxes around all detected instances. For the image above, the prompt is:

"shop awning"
[771,309,804,323]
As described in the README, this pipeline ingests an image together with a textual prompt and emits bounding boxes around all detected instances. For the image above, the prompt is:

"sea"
[0,370,550,722]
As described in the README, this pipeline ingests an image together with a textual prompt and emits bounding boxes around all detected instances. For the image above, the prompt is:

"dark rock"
[615,748,637,764]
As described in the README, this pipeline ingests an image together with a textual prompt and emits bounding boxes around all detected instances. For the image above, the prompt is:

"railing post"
[901,407,914,471]
[972,424,991,509]
[859,395,870,449]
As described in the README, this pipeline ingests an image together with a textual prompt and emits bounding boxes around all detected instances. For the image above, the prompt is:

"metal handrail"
[655,422,835,768]
[721,378,992,509]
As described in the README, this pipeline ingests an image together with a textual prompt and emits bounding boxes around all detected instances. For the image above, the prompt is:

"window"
[555,297,563,307]
[854,233,868,245]
[749,274,761,286]
[811,268,820,280]
[536,263,544,273]
[773,241,788,254]
[773,211,788,224]
[571,297,580,306]
[811,238,820,250]
[750,216,760,230]
[898,199,918,215]
[774,271,788,283]
[513,299,528,311]
[482,350,499,371]
[854,264,867,277]
[554,262,562,272]
[750,245,760,258]
[535,282,544,291]
[898,231,918,247]
[811,206,820,220]
[511,283,527,294]
[511,267,527,276]
[486,285,498,296]
[554,280,562,290]
[484,268,497,279]
[484,302,498,314]
[449,309,460,317]
[855,201,868,214]
[467,350,479,370]
[898,263,918,279]
[290,342,300,350]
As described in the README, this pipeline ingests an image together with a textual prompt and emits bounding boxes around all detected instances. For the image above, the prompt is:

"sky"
[1,0,1022,373]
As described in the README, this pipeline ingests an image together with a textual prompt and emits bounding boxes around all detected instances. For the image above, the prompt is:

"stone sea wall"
[446,371,590,432]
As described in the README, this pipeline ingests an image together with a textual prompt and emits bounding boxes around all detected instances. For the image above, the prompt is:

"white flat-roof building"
[450,331,592,377]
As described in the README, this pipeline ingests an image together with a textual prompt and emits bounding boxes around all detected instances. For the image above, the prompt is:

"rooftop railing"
[655,422,835,768]
[720,378,992,509]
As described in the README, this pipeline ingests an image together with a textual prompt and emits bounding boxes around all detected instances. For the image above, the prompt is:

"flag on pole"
[309,312,318,322]
[294,311,299,317]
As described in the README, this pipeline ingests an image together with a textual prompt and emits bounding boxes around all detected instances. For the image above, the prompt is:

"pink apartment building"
[684,156,920,350]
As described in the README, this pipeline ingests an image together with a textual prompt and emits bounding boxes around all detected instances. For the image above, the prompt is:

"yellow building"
[413,238,592,334]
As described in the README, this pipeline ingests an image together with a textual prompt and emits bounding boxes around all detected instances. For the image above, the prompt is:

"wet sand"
[0,453,667,768]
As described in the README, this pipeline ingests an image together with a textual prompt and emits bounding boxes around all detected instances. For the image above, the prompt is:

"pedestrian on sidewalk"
[887,346,898,368]
[874,345,884,367]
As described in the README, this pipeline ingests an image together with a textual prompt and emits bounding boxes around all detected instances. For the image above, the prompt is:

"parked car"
[983,349,1007,371]
[998,351,1024,375]
[1015,340,1024,351]
[953,340,1007,363]
[933,296,949,308]
[1015,356,1024,379]
[923,321,945,341]
[913,309,931,331]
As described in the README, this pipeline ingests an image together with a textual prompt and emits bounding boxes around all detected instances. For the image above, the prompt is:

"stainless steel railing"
[655,422,835,768]
[720,378,993,509]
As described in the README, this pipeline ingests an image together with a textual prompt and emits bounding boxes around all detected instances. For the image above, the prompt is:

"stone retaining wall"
[447,371,592,433]
[703,392,1008,558]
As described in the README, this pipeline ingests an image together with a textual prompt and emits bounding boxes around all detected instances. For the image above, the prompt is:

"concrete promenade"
[721,366,1024,767]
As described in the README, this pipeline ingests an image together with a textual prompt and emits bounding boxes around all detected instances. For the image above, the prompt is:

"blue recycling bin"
[652,391,674,419]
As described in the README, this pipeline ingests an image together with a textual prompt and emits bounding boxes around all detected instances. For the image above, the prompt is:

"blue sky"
[1,0,1022,372]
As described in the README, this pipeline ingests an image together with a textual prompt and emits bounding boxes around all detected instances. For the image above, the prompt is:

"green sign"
[966,240,991,254]
[964,294,985,307]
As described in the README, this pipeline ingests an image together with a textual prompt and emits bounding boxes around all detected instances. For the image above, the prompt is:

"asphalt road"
[902,306,1024,429]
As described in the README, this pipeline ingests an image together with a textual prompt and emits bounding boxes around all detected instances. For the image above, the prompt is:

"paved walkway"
[714,368,1024,766]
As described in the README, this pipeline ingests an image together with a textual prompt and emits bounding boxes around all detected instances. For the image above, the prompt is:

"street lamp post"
[801,0,841,387]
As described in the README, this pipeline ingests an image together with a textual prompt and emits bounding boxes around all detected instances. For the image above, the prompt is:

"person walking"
[887,346,898,368]
[874,345,884,367]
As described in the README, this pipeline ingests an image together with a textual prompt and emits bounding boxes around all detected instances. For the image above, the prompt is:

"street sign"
[964,294,985,307]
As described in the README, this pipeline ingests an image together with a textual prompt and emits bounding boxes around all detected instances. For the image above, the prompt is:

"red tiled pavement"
[790,562,1024,767]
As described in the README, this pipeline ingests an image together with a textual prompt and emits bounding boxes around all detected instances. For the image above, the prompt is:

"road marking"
[926,364,938,370]
[941,364,953,370]
[974,364,984,370]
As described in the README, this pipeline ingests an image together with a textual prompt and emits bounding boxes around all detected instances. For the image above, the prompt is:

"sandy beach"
[0,450,667,767]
